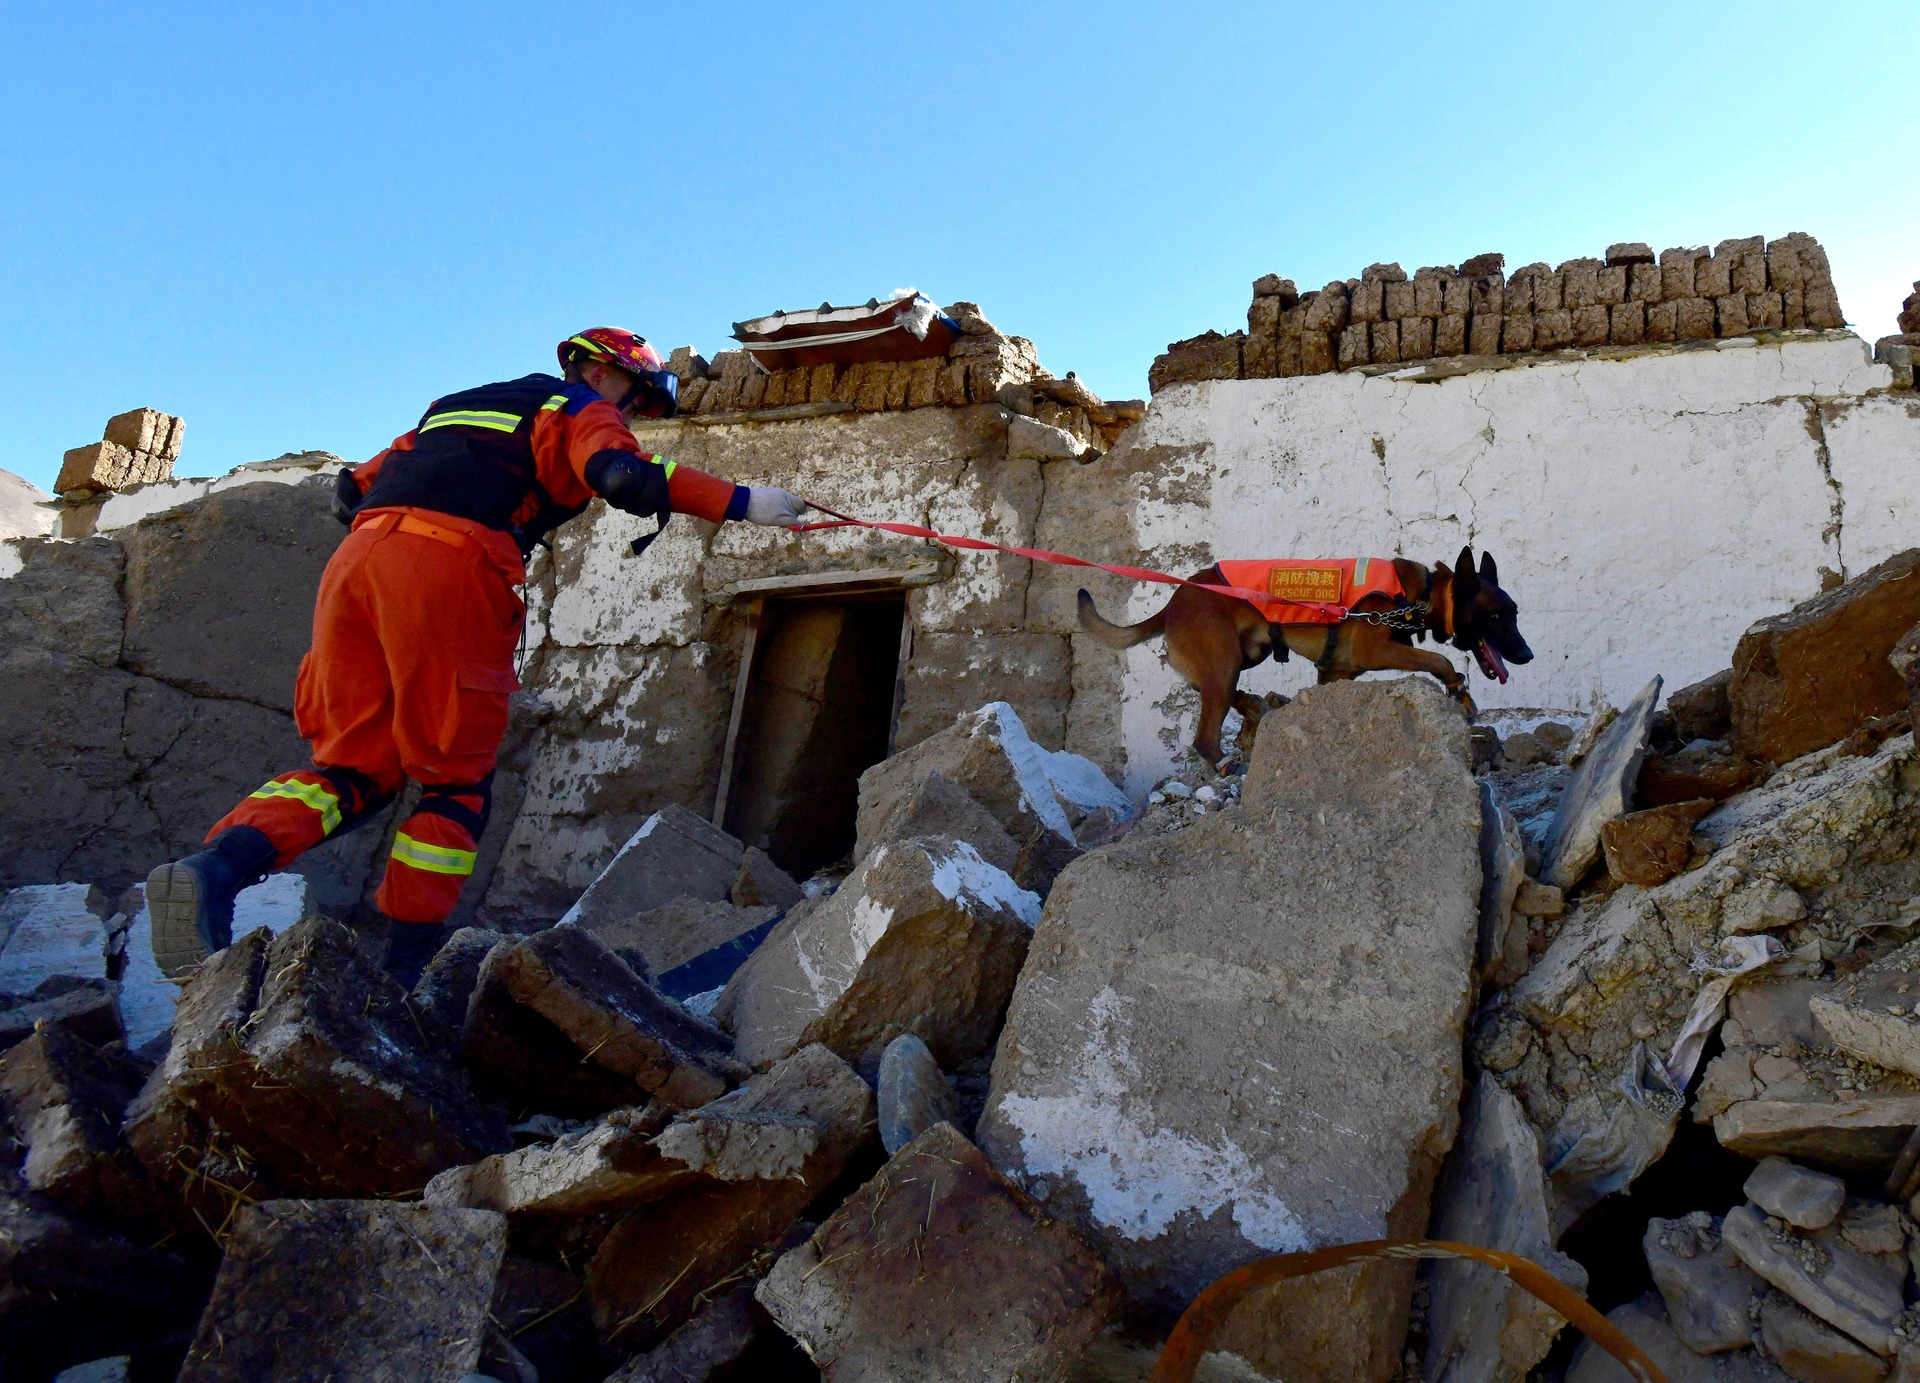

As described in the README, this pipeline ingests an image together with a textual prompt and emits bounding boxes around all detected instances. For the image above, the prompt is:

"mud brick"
[1645,301,1678,342]
[1337,323,1371,369]
[1533,310,1574,351]
[1252,274,1299,306]
[905,358,942,408]
[1609,302,1646,346]
[1748,292,1784,331]
[1783,289,1807,330]
[806,363,840,403]
[677,378,710,414]
[1595,265,1627,306]
[938,360,969,405]
[1434,314,1468,356]
[1248,295,1283,342]
[700,376,740,413]
[1530,268,1563,313]
[1630,262,1663,302]
[1275,329,1305,377]
[884,365,912,410]
[1606,242,1655,266]
[1572,305,1610,347]
[1370,320,1401,364]
[1384,281,1417,321]
[737,372,768,411]
[1302,284,1350,333]
[1414,274,1448,317]
[54,441,169,494]
[1500,314,1534,353]
[1717,234,1763,266]
[1244,334,1277,377]
[758,371,789,409]
[103,408,173,455]
[861,364,899,412]
[1469,312,1503,355]
[1560,258,1600,309]
[1696,253,1733,297]
[1400,316,1434,361]
[1350,278,1385,323]
[1805,283,1844,329]
[1148,333,1243,390]
[1362,262,1407,282]
[1442,277,1473,316]
[1503,270,1535,316]
[1300,331,1336,374]
[1468,275,1504,317]
[1458,253,1504,277]
[1677,297,1716,340]
[1733,252,1767,296]
[1765,238,1807,293]
[1661,247,1704,300]
[1716,294,1751,337]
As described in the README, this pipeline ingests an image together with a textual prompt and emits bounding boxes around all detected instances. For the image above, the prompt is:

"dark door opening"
[721,593,907,879]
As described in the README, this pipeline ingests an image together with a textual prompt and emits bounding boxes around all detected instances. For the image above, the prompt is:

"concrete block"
[560,805,743,932]
[1644,1214,1763,1354]
[1743,1156,1845,1230]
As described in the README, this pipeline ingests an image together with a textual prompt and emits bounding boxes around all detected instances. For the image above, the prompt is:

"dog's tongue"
[1478,642,1509,684]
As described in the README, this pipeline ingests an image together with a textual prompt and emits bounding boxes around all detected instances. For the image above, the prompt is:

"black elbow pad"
[331,468,363,526]
[584,451,670,521]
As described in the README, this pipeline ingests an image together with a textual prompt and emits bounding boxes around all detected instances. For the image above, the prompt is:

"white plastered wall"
[1114,333,1917,793]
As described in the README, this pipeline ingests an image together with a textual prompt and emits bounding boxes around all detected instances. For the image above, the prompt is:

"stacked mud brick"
[1151,232,1845,392]
[1875,281,1920,390]
[672,302,1043,417]
[54,408,184,498]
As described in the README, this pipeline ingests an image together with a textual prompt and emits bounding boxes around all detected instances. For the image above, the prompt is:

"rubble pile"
[668,302,1144,453]
[1877,280,1920,389]
[1151,232,1846,389]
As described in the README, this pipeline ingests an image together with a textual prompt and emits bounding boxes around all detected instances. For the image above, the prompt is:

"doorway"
[719,592,908,879]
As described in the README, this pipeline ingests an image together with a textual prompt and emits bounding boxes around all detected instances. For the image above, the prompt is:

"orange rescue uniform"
[1213,557,1408,625]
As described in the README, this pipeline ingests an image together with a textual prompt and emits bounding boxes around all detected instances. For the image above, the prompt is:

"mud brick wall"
[1151,233,1846,390]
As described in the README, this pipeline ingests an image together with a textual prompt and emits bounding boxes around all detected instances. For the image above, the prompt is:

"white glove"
[744,487,808,527]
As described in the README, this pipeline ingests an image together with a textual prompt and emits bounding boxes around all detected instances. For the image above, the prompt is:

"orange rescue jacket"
[1213,557,1408,625]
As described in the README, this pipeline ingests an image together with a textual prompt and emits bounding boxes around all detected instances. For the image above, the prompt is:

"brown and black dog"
[1078,545,1533,763]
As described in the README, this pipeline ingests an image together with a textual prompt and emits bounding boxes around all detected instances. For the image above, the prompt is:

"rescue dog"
[1078,545,1533,764]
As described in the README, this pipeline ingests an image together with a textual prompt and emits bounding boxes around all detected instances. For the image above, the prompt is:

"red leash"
[794,500,1355,618]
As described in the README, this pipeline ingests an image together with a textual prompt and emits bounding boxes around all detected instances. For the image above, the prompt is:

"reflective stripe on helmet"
[419,409,524,434]
[248,777,342,834]
[389,831,477,876]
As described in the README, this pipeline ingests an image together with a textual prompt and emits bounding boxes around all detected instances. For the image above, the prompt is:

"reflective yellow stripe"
[567,334,603,354]
[656,456,677,479]
[390,831,476,876]
[248,778,341,834]
[419,410,523,434]
[541,394,569,412]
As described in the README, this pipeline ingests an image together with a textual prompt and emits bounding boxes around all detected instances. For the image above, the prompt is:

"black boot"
[381,920,447,993]
[145,826,279,979]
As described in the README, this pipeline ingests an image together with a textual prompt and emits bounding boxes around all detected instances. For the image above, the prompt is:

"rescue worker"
[144,328,808,989]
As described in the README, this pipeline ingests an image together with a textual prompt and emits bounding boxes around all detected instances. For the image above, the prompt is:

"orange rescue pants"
[208,509,524,923]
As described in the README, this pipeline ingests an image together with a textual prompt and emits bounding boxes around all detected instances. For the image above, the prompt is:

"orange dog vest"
[1214,557,1408,625]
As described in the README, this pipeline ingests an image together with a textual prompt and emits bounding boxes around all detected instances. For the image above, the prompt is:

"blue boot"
[145,826,278,979]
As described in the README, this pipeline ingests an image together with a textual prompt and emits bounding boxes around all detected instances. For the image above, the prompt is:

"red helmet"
[557,327,678,417]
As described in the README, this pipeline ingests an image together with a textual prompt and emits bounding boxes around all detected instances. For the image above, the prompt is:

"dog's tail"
[1077,589,1166,649]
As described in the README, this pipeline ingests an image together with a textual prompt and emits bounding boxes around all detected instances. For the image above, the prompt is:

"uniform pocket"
[440,662,519,758]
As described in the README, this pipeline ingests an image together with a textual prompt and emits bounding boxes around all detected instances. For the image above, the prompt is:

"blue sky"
[3,3,1915,493]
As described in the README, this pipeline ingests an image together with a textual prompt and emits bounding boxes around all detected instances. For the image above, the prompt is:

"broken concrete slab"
[0,1025,155,1223]
[1425,1075,1588,1382]
[560,804,744,931]
[460,938,651,1118]
[1478,780,1529,989]
[1538,675,1662,889]
[853,768,1020,876]
[1723,1203,1902,1356]
[487,923,746,1109]
[1757,1291,1889,1382]
[856,701,1122,893]
[1645,1213,1764,1354]
[583,897,778,977]
[1484,730,1920,1218]
[731,845,804,911]
[1731,550,1920,765]
[0,883,108,994]
[980,679,1480,1380]
[426,1103,675,1219]
[125,919,510,1197]
[175,1199,507,1383]
[717,834,1039,1072]
[1566,1293,1789,1382]
[878,1031,958,1154]
[1812,941,1920,1081]
[1745,1157,1847,1230]
[0,976,123,1052]
[0,1180,206,1382]
[758,1122,1120,1383]
[586,1043,874,1351]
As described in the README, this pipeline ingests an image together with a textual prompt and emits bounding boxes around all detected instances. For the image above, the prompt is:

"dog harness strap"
[1315,625,1341,671]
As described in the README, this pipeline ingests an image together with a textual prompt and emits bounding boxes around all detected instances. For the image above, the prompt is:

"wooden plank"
[711,602,764,828]
[717,563,944,604]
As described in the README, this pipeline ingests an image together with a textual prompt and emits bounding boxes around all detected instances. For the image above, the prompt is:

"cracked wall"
[1084,332,1918,793]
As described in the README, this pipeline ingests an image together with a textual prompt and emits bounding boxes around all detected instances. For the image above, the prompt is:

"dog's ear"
[1479,550,1499,587]
[1453,545,1480,599]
